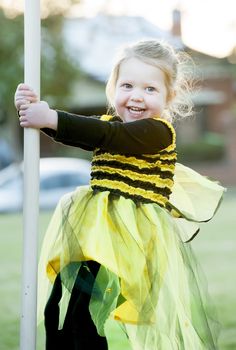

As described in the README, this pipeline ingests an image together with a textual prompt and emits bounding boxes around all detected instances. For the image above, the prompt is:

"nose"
[130,89,144,102]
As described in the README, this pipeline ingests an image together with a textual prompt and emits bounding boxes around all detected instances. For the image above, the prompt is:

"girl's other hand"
[19,101,58,130]
[14,83,38,110]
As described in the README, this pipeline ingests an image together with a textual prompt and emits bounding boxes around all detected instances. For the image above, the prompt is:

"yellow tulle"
[37,163,224,349]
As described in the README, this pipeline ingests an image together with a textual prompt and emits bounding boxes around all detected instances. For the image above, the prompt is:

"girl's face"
[114,57,168,122]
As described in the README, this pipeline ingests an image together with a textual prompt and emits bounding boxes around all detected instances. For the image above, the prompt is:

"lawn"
[0,188,235,349]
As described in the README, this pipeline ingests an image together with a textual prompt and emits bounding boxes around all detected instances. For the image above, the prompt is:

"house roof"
[63,14,183,81]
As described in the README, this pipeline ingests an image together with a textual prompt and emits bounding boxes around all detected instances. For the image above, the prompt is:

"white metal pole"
[20,0,40,349]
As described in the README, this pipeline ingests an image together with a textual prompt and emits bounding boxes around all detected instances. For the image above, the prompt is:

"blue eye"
[122,83,132,89]
[146,86,156,92]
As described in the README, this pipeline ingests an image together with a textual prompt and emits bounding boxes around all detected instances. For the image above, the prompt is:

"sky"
[70,0,236,58]
[1,0,236,58]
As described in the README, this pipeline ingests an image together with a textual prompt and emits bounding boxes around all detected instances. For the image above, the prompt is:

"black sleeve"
[41,114,101,151]
[42,111,173,154]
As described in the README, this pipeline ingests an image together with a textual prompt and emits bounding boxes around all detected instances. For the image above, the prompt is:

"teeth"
[129,107,144,111]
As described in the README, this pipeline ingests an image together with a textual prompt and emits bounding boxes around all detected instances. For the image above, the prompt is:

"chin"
[125,113,147,122]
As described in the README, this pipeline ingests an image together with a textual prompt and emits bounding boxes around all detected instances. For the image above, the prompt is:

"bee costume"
[39,113,224,349]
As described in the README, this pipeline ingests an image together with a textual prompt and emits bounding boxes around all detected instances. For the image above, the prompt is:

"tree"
[0,10,24,125]
[41,14,81,108]
[0,0,81,18]
[0,7,81,156]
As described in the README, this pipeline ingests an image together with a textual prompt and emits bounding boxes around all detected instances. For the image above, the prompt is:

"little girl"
[15,40,224,350]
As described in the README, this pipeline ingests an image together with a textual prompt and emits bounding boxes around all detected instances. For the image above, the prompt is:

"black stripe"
[91,159,174,178]
[92,186,166,206]
[131,153,177,162]
[91,172,172,196]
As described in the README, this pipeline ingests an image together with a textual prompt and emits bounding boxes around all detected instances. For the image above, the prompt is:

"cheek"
[113,96,119,112]
[114,91,126,110]
[149,97,161,109]
[157,94,167,108]
[149,97,166,115]
[113,96,121,117]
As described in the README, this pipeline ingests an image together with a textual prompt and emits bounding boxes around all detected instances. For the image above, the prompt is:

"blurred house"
[180,49,236,185]
[62,13,182,111]
[43,11,236,185]
[173,10,236,185]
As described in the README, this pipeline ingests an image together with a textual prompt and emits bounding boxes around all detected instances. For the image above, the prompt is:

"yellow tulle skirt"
[37,163,225,349]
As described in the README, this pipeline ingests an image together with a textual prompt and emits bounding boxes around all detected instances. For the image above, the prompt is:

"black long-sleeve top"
[42,111,173,155]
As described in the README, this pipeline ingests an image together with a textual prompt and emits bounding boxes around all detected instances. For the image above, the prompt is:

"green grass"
[0,188,235,349]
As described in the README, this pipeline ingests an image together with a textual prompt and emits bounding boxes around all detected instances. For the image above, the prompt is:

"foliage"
[0,10,24,125]
[0,0,81,18]
[41,15,80,108]
[0,8,80,127]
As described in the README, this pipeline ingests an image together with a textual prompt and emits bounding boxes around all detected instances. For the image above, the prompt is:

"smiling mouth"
[127,107,145,114]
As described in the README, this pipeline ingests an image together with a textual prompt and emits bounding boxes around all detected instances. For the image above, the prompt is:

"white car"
[0,157,91,213]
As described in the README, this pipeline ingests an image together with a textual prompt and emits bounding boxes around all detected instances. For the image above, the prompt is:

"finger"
[15,99,30,106]
[26,96,38,103]
[19,116,27,122]
[20,121,30,128]
[15,100,24,110]
[19,111,25,117]
[19,104,31,111]
[19,109,28,116]
[19,116,29,126]
[15,97,35,108]
[15,91,37,99]
[17,83,27,90]
[17,83,33,91]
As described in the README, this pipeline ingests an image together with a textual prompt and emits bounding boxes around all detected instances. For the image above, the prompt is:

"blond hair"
[106,40,195,122]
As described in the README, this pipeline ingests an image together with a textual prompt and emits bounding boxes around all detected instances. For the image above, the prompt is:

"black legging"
[44,261,108,350]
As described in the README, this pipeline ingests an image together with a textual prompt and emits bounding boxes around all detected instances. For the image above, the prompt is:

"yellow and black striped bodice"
[90,116,177,207]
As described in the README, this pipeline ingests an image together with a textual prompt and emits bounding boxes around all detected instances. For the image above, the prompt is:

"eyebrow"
[118,79,160,86]
[145,80,161,86]
[118,79,133,83]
